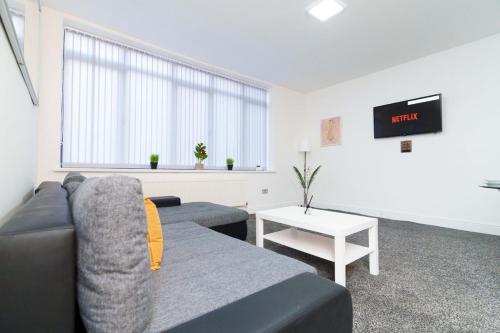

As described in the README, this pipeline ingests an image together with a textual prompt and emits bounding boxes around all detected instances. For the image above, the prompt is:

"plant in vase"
[150,154,159,169]
[194,143,208,170]
[293,164,321,207]
[226,158,234,170]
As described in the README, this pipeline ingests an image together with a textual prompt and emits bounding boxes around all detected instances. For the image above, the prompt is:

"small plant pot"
[150,162,158,169]
[227,165,233,170]
[255,166,263,171]
[195,163,204,170]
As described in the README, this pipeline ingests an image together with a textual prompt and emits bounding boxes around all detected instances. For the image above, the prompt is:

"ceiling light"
[307,0,345,22]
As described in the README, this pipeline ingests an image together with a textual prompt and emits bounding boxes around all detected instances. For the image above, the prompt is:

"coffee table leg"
[369,224,379,275]
[256,216,264,248]
[334,235,346,287]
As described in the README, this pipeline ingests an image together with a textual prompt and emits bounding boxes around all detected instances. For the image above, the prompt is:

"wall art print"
[321,116,341,146]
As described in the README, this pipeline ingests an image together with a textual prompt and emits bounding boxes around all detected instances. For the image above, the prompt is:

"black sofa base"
[166,272,353,333]
[210,220,247,241]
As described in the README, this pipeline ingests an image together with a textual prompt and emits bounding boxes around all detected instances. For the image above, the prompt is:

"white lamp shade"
[299,139,311,152]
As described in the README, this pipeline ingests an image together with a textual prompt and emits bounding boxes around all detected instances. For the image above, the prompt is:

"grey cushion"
[71,176,152,333]
[62,172,86,196]
[150,222,316,332]
[63,181,82,196]
[62,171,86,186]
[157,202,249,228]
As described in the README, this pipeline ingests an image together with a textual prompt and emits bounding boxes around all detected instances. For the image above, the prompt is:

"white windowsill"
[54,167,276,174]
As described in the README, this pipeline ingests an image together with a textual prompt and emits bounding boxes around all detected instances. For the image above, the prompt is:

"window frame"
[60,26,270,171]
[8,8,24,51]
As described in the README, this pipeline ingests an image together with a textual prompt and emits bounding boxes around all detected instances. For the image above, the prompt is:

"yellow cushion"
[144,198,163,271]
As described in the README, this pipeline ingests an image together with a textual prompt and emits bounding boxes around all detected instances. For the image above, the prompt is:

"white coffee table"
[255,206,379,287]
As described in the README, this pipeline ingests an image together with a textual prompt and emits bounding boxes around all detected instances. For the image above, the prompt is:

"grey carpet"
[245,213,500,332]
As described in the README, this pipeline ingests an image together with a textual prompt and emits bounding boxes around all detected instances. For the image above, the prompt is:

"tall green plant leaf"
[293,166,306,189]
[307,165,321,190]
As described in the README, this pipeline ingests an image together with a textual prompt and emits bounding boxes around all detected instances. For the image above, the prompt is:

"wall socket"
[261,188,269,194]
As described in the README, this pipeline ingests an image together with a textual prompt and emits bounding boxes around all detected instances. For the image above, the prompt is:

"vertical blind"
[62,28,268,169]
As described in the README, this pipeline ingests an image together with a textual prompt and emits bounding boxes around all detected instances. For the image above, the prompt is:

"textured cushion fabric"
[62,171,86,186]
[149,222,316,332]
[62,172,86,196]
[71,176,152,333]
[144,198,164,271]
[157,202,249,228]
[63,181,82,197]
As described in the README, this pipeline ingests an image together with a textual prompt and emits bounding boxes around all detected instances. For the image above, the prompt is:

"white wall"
[0,1,39,223]
[305,33,500,235]
[35,7,500,234]
[36,7,305,212]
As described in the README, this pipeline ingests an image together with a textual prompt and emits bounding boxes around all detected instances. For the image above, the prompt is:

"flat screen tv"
[373,94,442,138]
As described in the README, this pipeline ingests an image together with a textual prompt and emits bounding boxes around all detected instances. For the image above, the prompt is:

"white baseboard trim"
[313,201,500,236]
[247,201,298,214]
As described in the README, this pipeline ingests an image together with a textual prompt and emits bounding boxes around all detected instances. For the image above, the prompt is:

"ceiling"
[43,0,500,92]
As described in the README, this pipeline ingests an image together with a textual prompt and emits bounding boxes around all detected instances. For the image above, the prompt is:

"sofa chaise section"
[156,200,249,240]
[167,272,353,333]
[151,221,321,332]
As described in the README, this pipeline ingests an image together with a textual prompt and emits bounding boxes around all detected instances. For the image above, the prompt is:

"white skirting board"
[313,202,500,236]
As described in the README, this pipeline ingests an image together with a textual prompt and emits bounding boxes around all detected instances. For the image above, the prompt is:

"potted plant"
[255,165,263,171]
[293,165,321,207]
[226,158,234,170]
[194,143,208,170]
[150,154,159,169]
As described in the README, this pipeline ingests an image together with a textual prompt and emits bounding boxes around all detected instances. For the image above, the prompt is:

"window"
[9,9,24,51]
[62,28,268,170]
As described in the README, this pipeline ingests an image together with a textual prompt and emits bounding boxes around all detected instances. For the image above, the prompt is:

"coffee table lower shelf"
[263,228,372,265]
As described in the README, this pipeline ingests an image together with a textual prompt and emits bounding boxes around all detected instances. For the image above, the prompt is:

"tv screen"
[373,94,442,138]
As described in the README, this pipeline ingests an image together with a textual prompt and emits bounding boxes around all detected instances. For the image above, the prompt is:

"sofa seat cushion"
[157,202,249,228]
[150,222,315,332]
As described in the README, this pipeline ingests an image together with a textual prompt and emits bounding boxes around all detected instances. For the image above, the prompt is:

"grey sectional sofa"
[0,181,353,333]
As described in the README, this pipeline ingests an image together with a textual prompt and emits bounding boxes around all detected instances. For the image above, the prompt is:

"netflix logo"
[391,112,418,124]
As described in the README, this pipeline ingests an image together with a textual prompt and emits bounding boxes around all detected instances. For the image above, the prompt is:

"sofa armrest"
[150,196,181,208]
[165,272,352,333]
[0,184,76,333]
[35,181,62,194]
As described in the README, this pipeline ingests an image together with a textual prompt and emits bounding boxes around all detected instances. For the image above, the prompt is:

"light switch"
[401,140,412,153]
